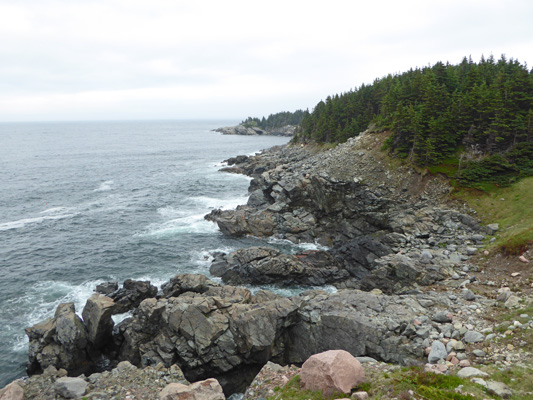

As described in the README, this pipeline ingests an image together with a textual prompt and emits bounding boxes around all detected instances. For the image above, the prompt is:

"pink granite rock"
[300,350,365,396]
[0,381,24,400]
[159,378,225,400]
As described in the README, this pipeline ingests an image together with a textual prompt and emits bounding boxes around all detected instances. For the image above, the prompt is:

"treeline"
[294,55,533,186]
[242,109,305,130]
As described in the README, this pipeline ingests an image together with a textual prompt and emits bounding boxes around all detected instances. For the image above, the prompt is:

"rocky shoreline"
[213,124,296,137]
[5,129,533,399]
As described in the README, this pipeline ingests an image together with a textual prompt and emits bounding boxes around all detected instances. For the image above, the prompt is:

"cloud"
[0,0,532,121]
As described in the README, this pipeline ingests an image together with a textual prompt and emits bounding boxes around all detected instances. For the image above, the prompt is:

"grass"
[452,176,533,254]
[267,363,533,399]
[268,367,487,400]
[427,157,460,177]
[268,375,345,400]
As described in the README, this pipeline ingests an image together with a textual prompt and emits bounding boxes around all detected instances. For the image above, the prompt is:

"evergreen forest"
[242,110,305,130]
[293,55,533,187]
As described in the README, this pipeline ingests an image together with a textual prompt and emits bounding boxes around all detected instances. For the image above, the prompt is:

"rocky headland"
[214,124,296,137]
[7,129,533,399]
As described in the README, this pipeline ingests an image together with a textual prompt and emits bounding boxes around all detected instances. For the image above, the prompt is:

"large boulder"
[26,303,90,375]
[54,377,88,399]
[0,381,24,400]
[300,350,365,396]
[82,294,115,349]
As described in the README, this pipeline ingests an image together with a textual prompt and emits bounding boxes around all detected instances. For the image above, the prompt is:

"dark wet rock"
[360,254,448,294]
[162,274,220,298]
[95,282,118,295]
[108,279,158,314]
[210,247,349,287]
[332,236,392,280]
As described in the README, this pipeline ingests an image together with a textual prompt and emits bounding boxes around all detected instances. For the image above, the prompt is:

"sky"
[0,0,532,122]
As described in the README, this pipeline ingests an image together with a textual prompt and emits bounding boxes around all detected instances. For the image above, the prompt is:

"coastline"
[6,129,533,399]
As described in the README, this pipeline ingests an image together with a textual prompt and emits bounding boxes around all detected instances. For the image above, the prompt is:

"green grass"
[452,176,533,254]
[268,375,346,400]
[427,157,460,176]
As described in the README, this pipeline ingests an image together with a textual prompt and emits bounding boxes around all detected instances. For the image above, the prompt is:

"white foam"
[266,237,330,252]
[5,279,105,352]
[112,312,133,325]
[188,195,248,210]
[0,213,76,231]
[139,214,219,238]
[94,180,114,192]
[40,206,75,215]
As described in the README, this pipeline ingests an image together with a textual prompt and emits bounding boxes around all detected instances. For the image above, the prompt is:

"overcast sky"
[0,0,532,122]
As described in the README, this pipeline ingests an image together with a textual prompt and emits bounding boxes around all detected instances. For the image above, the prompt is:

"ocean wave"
[188,195,248,210]
[3,279,106,352]
[137,214,219,238]
[0,213,77,232]
[93,180,114,192]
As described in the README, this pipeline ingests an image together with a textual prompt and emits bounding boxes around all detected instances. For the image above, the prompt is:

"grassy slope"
[452,177,533,254]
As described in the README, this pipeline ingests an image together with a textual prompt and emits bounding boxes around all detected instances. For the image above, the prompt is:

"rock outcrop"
[214,125,296,137]
[210,247,350,287]
[26,303,90,376]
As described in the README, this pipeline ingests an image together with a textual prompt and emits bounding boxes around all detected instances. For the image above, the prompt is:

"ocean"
[0,120,321,386]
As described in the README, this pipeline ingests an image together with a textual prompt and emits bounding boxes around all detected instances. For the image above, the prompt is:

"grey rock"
[26,302,90,375]
[95,281,118,295]
[432,311,452,323]
[54,377,88,399]
[472,349,486,357]
[487,223,499,234]
[162,274,219,298]
[486,381,512,399]
[466,247,477,255]
[463,289,476,301]
[108,279,157,314]
[82,294,115,349]
[456,367,489,379]
[464,331,484,343]
[419,249,433,264]
[211,246,350,287]
[428,340,447,363]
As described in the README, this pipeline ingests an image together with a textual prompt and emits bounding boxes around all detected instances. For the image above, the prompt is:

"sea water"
[0,120,331,386]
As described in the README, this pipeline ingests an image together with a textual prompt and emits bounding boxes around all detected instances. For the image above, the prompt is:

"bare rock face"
[26,303,90,375]
[210,247,350,287]
[82,294,115,349]
[114,290,299,381]
[300,350,365,396]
